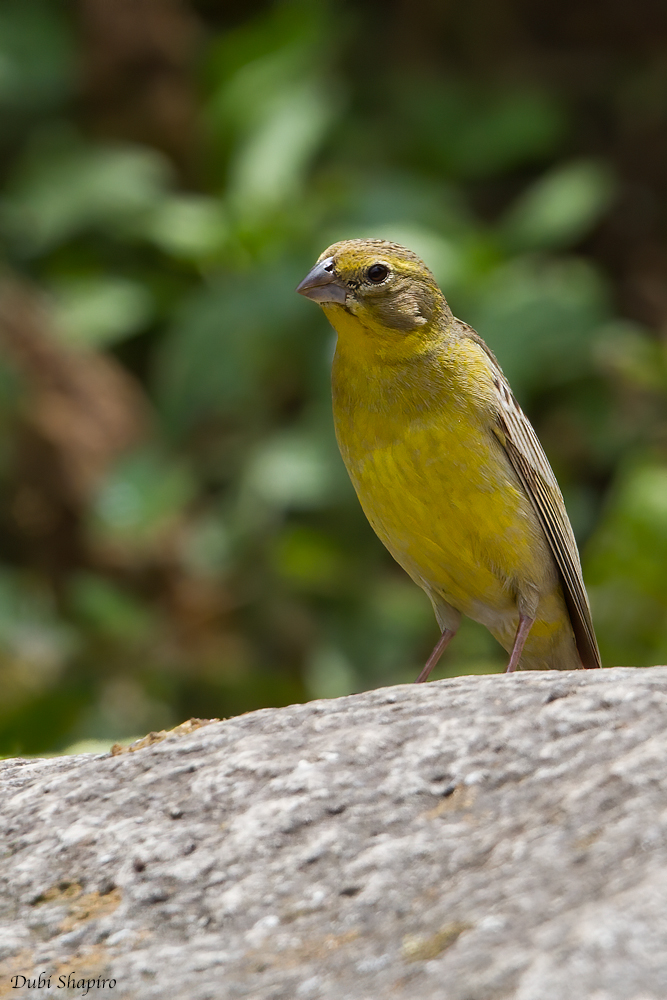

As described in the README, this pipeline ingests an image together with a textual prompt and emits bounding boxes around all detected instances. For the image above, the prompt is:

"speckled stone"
[2,667,667,1000]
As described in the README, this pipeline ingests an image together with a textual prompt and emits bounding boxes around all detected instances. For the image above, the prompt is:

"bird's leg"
[415,628,456,684]
[505,614,535,673]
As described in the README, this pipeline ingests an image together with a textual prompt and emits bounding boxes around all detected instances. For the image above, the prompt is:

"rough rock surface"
[2,667,667,1000]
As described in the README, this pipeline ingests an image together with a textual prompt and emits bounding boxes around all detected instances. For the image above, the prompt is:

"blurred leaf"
[243,430,339,510]
[271,525,345,590]
[0,570,77,679]
[0,355,23,415]
[75,677,173,742]
[304,644,357,699]
[593,321,667,392]
[501,160,616,251]
[206,0,340,220]
[146,195,230,260]
[51,276,154,349]
[467,256,610,392]
[333,171,474,241]
[179,513,232,578]
[587,462,667,665]
[89,448,195,551]
[395,79,566,178]
[1,129,172,255]
[369,577,434,635]
[446,89,567,178]
[588,463,667,580]
[69,573,155,641]
[154,267,306,434]
[0,683,92,757]
[206,0,331,129]
[228,79,340,217]
[0,0,73,121]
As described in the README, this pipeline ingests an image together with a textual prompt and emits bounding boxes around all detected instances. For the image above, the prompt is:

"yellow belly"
[337,412,537,608]
[333,388,577,669]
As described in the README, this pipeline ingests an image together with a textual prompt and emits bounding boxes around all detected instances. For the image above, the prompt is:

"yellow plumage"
[297,239,600,675]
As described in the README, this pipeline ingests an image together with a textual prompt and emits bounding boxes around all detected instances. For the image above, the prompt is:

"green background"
[1,0,666,755]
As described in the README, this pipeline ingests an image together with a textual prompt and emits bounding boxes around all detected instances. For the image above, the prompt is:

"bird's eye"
[367,263,389,283]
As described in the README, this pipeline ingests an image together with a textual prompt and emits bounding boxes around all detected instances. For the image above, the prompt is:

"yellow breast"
[333,326,540,599]
[327,306,574,668]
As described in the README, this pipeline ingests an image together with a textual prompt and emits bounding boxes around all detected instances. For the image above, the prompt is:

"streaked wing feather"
[463,325,601,669]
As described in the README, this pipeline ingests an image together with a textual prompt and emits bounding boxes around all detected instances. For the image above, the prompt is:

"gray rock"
[2,666,667,999]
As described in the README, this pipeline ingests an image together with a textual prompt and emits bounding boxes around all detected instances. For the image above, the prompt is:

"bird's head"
[296,239,450,342]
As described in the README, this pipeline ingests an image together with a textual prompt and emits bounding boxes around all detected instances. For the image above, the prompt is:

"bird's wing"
[461,323,601,669]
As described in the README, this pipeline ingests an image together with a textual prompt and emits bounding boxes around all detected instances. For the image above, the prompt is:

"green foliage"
[587,463,667,666]
[2,128,173,255]
[69,573,156,642]
[52,276,155,349]
[0,0,73,127]
[0,0,661,756]
[465,256,611,393]
[501,160,617,252]
[89,448,196,553]
[392,79,566,179]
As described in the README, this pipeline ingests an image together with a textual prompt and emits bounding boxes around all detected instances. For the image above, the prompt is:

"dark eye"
[367,263,389,283]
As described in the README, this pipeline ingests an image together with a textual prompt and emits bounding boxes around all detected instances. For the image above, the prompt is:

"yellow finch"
[297,239,600,677]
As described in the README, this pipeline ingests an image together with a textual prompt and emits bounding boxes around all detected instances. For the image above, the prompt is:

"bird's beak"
[296,257,347,305]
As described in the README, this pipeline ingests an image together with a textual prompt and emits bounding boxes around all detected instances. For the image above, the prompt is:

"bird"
[296,238,601,678]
